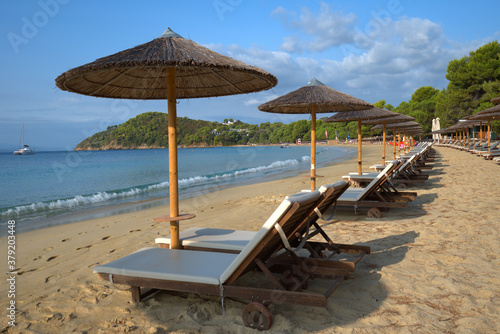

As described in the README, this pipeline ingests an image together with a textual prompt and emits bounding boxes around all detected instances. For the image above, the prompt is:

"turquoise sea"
[0,145,356,235]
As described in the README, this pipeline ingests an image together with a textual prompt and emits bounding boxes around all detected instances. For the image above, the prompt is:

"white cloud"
[272,3,357,53]
[207,12,492,107]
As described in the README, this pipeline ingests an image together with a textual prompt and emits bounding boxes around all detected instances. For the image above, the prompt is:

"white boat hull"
[13,146,35,155]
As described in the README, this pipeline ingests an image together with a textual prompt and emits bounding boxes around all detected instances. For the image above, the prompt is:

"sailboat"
[13,122,35,155]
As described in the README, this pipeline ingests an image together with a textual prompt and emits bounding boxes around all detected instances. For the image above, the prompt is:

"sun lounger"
[475,141,500,158]
[155,181,369,268]
[94,189,369,330]
[336,162,416,217]
[344,160,402,185]
[481,149,500,160]
[347,157,427,187]
[471,141,497,155]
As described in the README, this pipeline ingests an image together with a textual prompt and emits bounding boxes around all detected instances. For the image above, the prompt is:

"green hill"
[75,112,214,150]
[74,111,364,150]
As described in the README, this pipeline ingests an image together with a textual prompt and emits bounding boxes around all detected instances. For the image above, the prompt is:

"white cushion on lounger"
[95,190,322,286]
[93,247,237,285]
[155,190,322,252]
[337,188,365,202]
[338,162,395,202]
[219,190,321,283]
[155,228,256,251]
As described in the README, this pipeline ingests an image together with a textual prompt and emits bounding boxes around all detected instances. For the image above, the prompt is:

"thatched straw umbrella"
[491,97,500,105]
[324,107,396,174]
[258,78,372,190]
[362,113,415,164]
[468,107,500,155]
[56,28,277,248]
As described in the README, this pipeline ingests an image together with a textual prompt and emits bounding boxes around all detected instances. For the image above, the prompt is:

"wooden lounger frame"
[95,187,371,329]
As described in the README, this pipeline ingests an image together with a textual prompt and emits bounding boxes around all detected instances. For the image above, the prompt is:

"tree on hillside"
[436,41,500,126]
[372,100,394,110]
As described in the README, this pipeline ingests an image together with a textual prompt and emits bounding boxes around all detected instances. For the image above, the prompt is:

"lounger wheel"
[367,207,382,218]
[242,302,272,330]
[396,183,407,190]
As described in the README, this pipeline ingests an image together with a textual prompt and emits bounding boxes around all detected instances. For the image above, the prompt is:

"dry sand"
[1,144,499,333]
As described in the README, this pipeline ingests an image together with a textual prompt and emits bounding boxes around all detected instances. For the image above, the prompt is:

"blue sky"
[1,0,499,151]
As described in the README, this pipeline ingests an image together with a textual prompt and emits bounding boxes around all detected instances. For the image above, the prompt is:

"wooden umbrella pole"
[357,118,362,175]
[472,125,475,148]
[480,122,483,147]
[310,105,317,191]
[167,67,180,249]
[393,127,396,159]
[488,120,491,155]
[397,128,401,158]
[382,121,386,165]
[403,131,406,154]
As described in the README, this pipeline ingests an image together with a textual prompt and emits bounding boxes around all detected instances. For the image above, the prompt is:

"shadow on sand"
[135,231,419,332]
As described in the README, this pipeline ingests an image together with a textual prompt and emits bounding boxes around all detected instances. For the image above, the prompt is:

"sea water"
[0,145,356,235]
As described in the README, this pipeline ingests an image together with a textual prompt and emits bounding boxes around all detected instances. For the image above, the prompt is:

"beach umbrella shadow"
[314,230,420,328]
[132,231,419,332]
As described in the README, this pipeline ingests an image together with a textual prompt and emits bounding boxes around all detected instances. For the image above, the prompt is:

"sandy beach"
[2,144,499,333]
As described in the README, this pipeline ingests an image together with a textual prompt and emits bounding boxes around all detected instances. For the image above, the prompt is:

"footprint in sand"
[129,229,142,233]
[109,249,116,254]
[17,268,37,275]
[101,236,111,240]
[47,256,59,262]
[45,274,60,283]
[61,238,72,242]
[76,245,92,250]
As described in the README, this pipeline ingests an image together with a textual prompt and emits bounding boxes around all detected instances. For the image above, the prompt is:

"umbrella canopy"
[371,121,420,130]
[55,28,277,249]
[324,107,396,172]
[258,78,372,189]
[431,117,442,141]
[491,97,500,105]
[361,113,414,125]
[258,78,372,113]
[56,28,277,99]
[324,107,396,122]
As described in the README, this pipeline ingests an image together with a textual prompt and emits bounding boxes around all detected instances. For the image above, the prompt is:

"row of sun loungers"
[93,143,436,330]
[339,142,434,217]
[437,139,500,161]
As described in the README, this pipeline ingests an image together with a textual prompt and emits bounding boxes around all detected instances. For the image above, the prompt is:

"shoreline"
[2,144,358,237]
[2,144,498,332]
